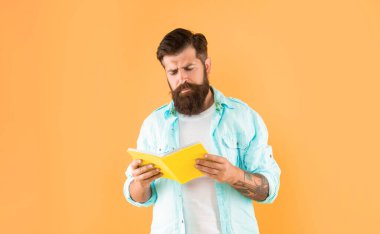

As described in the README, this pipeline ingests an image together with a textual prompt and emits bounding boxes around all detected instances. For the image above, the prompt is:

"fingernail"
[148,164,153,168]
[156,168,160,172]
[204,154,208,158]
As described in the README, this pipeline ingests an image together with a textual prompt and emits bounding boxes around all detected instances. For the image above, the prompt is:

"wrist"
[132,179,150,190]
[228,166,244,185]
[130,179,152,203]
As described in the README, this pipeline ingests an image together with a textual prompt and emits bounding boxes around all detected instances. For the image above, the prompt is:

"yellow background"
[1,0,379,233]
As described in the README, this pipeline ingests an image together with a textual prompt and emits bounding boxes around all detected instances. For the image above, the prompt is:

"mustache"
[174,82,199,93]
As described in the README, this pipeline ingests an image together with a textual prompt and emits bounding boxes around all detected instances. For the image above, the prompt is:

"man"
[123,28,281,234]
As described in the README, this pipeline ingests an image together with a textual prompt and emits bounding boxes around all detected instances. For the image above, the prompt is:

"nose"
[179,69,189,84]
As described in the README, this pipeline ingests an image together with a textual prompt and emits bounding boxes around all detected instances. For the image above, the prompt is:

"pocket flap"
[222,134,245,149]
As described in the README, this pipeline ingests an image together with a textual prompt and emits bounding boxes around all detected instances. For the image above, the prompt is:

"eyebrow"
[167,63,195,73]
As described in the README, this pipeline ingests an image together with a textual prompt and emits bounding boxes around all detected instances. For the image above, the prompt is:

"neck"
[200,88,214,112]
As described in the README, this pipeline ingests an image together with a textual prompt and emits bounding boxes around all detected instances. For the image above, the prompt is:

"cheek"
[192,70,204,84]
[167,77,178,90]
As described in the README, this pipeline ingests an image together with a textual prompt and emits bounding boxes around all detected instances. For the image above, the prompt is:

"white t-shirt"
[178,102,221,234]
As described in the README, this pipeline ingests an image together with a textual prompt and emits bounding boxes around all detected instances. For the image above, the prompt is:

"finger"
[139,168,161,181]
[198,170,217,179]
[195,164,219,175]
[196,159,224,170]
[132,164,154,177]
[131,159,142,169]
[204,154,225,163]
[133,164,154,176]
[144,172,163,183]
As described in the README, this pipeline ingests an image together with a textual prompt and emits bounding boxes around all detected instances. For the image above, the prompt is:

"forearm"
[230,167,269,201]
[129,180,152,203]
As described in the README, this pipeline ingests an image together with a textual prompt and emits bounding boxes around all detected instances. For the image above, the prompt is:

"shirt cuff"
[123,177,157,207]
[254,171,280,204]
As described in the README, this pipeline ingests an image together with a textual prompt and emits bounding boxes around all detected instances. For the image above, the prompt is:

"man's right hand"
[130,159,163,188]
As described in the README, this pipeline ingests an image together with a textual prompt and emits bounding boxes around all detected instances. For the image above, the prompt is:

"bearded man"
[123,28,281,234]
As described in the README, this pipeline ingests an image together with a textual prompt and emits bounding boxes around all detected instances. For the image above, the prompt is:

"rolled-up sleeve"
[123,117,158,207]
[242,111,281,204]
[123,164,157,207]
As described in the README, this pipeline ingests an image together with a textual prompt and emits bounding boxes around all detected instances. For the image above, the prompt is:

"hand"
[130,159,163,188]
[195,154,242,184]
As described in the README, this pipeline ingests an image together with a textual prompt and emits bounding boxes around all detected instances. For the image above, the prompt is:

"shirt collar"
[164,86,233,119]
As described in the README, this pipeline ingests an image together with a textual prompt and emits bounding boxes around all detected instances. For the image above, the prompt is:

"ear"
[204,57,211,74]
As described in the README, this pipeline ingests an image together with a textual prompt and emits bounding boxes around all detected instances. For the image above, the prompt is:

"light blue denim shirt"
[124,87,281,234]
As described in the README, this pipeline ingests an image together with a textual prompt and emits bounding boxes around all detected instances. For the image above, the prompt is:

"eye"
[184,67,193,71]
[169,70,177,75]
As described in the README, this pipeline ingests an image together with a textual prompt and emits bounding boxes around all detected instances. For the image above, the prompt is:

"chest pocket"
[220,132,250,167]
[156,141,176,156]
[222,134,242,148]
[221,132,251,168]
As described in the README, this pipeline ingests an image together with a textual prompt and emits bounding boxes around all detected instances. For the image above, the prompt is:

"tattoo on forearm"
[232,172,269,201]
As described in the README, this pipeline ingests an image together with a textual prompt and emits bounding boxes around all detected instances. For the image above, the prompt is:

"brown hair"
[156,28,208,65]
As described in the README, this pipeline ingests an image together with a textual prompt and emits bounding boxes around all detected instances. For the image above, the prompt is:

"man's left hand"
[195,154,243,184]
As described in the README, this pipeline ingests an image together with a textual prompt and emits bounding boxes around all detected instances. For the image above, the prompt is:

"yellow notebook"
[127,143,207,184]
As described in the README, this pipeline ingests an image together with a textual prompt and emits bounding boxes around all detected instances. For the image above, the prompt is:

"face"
[162,46,212,115]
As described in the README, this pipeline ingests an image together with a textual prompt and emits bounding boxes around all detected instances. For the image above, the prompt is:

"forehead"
[162,46,200,69]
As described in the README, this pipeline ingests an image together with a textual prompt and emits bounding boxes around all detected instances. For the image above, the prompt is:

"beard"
[169,69,210,116]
